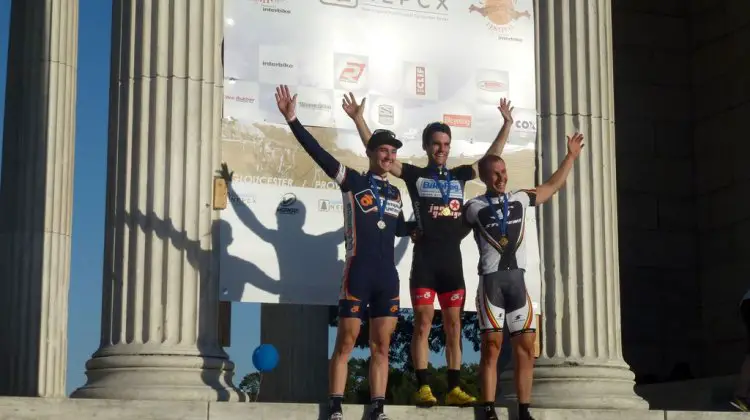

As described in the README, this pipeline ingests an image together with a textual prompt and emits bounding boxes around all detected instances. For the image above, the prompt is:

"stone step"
[0,397,745,420]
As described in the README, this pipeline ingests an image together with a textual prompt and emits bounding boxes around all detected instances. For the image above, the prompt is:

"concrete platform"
[0,397,746,419]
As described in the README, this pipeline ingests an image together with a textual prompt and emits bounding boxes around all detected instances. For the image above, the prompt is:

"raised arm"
[342,92,404,177]
[470,98,514,177]
[535,133,585,205]
[277,85,349,186]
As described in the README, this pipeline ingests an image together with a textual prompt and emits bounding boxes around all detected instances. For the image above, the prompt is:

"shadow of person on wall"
[218,164,410,306]
[123,209,246,402]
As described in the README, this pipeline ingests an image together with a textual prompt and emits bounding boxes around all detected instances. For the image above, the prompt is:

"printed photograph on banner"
[223,80,260,124]
[258,45,299,85]
[467,0,533,43]
[402,62,439,101]
[333,53,369,92]
[475,68,510,105]
[366,95,404,133]
[295,86,335,128]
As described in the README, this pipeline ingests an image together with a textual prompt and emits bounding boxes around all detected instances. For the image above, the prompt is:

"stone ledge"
[0,397,746,420]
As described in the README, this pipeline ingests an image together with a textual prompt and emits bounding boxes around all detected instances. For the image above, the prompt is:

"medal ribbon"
[369,174,387,224]
[432,166,452,206]
[485,192,509,241]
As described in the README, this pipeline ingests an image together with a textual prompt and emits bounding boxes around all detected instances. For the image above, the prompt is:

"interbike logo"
[443,114,472,128]
[415,66,426,96]
[378,104,394,126]
[225,94,256,104]
[469,0,531,42]
[276,192,299,215]
[477,80,505,92]
[253,0,291,14]
[262,60,294,69]
[299,101,332,111]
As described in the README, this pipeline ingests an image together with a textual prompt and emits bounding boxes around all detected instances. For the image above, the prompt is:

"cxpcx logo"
[276,192,299,215]
[320,0,357,7]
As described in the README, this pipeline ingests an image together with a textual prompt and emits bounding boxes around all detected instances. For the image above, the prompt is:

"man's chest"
[352,185,402,218]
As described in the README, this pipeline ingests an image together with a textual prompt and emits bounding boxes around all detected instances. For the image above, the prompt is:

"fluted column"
[499,0,647,409]
[0,0,78,398]
[71,0,243,401]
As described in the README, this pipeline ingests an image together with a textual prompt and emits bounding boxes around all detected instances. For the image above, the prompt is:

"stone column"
[259,304,329,403]
[499,0,647,409]
[71,0,243,401]
[0,0,78,398]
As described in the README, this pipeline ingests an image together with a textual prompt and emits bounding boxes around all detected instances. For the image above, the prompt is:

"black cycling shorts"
[476,268,536,335]
[409,242,466,308]
[338,256,400,319]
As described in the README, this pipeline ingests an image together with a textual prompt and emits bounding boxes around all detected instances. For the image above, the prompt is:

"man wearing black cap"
[275,85,415,420]
[342,92,514,407]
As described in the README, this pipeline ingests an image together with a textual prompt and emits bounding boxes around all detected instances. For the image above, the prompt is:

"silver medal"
[377,220,386,230]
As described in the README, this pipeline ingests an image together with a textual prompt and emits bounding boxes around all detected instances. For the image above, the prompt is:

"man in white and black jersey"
[464,133,585,420]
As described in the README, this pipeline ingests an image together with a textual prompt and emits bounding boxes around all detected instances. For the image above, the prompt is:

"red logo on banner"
[416,66,426,95]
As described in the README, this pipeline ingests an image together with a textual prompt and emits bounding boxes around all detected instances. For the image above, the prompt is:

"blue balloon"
[252,344,279,373]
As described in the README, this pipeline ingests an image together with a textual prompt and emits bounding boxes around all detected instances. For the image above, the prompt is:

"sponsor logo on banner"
[253,0,291,14]
[276,192,299,215]
[416,66,426,96]
[443,114,472,128]
[321,0,448,19]
[225,94,256,104]
[378,104,394,125]
[339,61,366,83]
[477,80,505,92]
[318,199,343,212]
[299,101,332,111]
[320,0,357,7]
[262,60,294,69]
[515,119,536,132]
[232,175,294,187]
[469,0,531,42]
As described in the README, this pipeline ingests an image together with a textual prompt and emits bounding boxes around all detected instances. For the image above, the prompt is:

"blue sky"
[0,0,479,396]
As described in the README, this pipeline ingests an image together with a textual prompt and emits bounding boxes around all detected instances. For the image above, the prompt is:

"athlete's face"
[368,145,397,175]
[484,159,508,193]
[425,132,451,166]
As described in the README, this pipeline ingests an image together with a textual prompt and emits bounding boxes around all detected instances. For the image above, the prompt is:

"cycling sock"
[328,394,343,414]
[482,402,498,420]
[415,369,429,387]
[519,402,531,420]
[371,397,385,414]
[447,369,460,389]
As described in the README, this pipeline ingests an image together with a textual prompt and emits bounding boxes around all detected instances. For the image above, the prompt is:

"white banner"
[221,0,540,313]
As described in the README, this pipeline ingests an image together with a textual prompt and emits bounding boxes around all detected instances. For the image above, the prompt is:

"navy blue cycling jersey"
[287,118,413,258]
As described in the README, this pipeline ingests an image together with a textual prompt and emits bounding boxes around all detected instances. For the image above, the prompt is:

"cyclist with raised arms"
[464,133,584,420]
[275,85,415,420]
[342,93,514,407]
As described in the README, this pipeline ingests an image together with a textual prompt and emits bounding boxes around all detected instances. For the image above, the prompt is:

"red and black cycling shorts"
[409,243,465,309]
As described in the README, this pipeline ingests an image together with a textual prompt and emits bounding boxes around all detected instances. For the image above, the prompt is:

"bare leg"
[442,306,463,370]
[511,332,536,404]
[479,331,503,401]
[328,317,361,395]
[410,305,434,371]
[368,316,398,397]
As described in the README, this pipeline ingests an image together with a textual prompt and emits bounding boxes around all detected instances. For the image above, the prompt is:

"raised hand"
[567,133,585,158]
[275,84,297,121]
[498,98,514,122]
[216,162,234,184]
[342,92,366,120]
